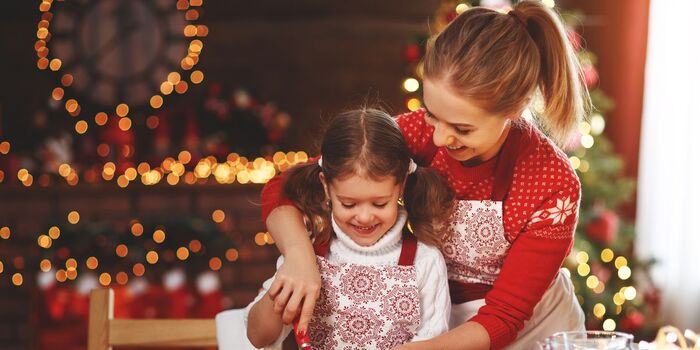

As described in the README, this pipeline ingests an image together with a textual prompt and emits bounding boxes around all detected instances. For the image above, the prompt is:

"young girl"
[260,1,590,349]
[245,108,454,349]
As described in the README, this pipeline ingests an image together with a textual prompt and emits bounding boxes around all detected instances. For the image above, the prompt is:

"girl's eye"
[341,203,355,209]
[373,203,388,208]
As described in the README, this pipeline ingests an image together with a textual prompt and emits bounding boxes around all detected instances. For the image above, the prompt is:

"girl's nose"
[355,208,375,224]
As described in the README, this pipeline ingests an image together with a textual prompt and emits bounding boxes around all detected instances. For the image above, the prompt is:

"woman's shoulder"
[513,119,579,186]
[394,108,427,121]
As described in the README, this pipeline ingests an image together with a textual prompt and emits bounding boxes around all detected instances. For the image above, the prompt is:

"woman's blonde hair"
[423,0,591,147]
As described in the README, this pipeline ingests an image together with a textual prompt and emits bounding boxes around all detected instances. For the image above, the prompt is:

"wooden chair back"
[87,288,217,349]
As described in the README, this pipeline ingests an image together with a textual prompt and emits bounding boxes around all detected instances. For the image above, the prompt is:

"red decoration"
[620,310,645,333]
[582,64,599,88]
[585,210,619,244]
[567,29,582,52]
[403,44,422,63]
[590,261,611,283]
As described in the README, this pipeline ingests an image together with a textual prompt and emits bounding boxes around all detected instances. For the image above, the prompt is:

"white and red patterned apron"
[307,228,421,350]
[440,127,584,349]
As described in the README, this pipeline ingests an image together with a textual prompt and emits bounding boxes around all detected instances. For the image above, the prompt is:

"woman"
[260,1,588,349]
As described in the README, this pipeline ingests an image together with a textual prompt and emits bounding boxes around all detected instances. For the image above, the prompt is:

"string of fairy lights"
[0,0,308,289]
[9,150,308,187]
[0,208,278,288]
[35,0,207,134]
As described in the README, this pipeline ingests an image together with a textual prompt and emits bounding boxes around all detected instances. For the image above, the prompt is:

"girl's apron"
[309,229,422,350]
[440,127,585,350]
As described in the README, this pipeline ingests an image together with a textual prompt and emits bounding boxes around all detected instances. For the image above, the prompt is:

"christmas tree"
[400,0,660,339]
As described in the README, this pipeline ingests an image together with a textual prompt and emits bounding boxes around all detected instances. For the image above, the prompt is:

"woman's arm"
[264,205,321,334]
[396,322,491,350]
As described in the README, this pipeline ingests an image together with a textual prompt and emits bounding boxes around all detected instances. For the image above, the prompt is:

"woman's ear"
[319,172,330,199]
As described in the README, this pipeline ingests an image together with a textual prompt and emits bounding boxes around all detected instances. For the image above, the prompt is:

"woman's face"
[320,172,402,247]
[423,78,513,164]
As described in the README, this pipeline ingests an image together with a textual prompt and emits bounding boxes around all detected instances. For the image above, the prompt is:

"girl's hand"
[267,247,321,334]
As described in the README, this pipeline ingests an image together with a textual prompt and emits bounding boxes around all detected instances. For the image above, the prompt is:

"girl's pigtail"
[403,167,455,247]
[282,161,332,244]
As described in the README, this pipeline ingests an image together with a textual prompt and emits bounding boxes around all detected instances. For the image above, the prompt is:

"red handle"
[293,317,312,349]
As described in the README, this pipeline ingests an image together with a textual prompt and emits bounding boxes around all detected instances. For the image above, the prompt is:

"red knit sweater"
[260,109,581,349]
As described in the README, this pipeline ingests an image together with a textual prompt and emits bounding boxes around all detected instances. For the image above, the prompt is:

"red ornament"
[644,287,661,315]
[445,11,458,23]
[567,29,582,52]
[403,44,422,63]
[582,64,599,88]
[585,210,620,244]
[590,261,611,283]
[620,310,645,332]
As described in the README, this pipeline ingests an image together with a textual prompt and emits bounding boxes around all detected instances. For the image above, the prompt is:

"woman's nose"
[433,123,456,147]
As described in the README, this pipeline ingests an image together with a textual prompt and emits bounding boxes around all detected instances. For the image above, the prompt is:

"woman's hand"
[265,205,321,334]
[267,247,321,333]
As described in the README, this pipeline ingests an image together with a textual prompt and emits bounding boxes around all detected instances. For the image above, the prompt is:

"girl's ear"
[319,172,330,199]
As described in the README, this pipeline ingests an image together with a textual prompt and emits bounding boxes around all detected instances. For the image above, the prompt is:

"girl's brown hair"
[423,0,591,147]
[283,108,454,246]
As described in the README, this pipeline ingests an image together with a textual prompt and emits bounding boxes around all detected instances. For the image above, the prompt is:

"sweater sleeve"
[260,157,319,223]
[413,243,451,341]
[394,109,438,165]
[469,177,581,349]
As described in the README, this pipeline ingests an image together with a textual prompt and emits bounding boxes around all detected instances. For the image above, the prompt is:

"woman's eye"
[373,203,388,208]
[456,128,472,135]
[341,203,355,208]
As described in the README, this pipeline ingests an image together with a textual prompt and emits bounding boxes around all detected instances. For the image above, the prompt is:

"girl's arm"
[412,244,451,341]
[261,174,321,334]
[245,259,293,348]
[402,246,491,350]
[247,291,286,348]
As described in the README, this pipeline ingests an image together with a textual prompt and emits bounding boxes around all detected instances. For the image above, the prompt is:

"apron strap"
[491,124,523,202]
[313,240,330,257]
[398,227,418,266]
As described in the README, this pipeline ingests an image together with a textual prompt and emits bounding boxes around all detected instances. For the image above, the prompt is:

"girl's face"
[423,78,513,164]
[320,172,402,247]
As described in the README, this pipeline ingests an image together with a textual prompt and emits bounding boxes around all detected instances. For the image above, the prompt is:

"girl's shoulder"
[414,241,446,265]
